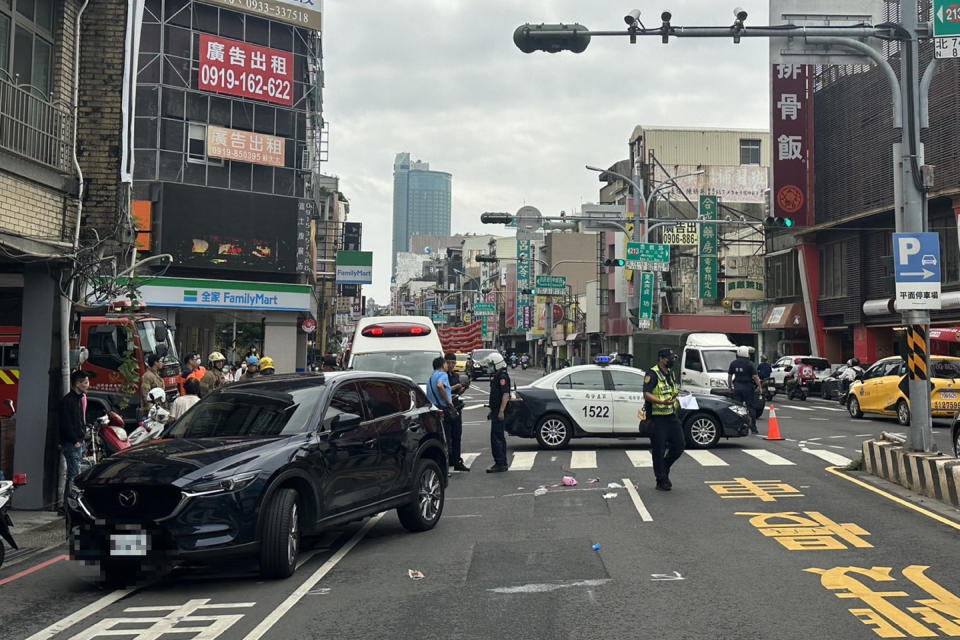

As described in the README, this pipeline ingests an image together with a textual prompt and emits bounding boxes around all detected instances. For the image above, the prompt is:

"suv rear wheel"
[397,459,444,532]
[260,488,299,579]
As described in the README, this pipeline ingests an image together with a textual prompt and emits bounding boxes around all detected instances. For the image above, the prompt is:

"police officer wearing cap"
[728,346,762,434]
[643,348,685,491]
[484,352,511,473]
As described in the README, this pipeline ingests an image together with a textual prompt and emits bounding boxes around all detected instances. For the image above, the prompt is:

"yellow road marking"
[825,466,960,532]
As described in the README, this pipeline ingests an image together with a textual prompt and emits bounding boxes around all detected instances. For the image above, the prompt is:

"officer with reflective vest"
[642,348,685,491]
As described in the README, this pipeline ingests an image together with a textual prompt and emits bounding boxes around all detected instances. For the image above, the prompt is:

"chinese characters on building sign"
[661,221,698,246]
[201,0,323,31]
[772,63,811,226]
[207,126,285,167]
[516,238,532,329]
[199,35,294,107]
[699,195,718,300]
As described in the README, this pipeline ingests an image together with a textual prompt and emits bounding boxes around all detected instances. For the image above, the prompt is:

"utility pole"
[514,1,944,452]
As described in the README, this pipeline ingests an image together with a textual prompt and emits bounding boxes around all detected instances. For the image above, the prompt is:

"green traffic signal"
[513,23,591,54]
[604,258,626,267]
[764,216,794,229]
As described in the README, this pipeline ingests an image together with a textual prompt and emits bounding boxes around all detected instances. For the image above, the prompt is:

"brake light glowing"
[361,323,432,338]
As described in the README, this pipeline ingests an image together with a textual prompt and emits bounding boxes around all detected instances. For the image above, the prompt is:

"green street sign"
[432,314,447,324]
[699,195,718,300]
[638,272,654,329]
[474,302,497,317]
[535,275,567,296]
[934,0,960,37]
[626,242,670,271]
[750,302,772,332]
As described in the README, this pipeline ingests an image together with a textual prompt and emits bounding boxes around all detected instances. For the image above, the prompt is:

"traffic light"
[513,23,591,54]
[604,258,626,267]
[475,254,499,263]
[764,216,794,228]
[480,212,514,224]
[520,288,537,295]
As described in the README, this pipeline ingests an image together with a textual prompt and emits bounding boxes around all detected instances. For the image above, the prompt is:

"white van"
[348,316,443,389]
[677,333,740,393]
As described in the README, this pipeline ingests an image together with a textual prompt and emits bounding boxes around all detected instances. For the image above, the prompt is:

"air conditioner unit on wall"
[731,300,749,312]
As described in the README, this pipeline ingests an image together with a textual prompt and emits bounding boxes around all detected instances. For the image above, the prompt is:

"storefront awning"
[565,333,579,341]
[762,303,807,330]
[929,328,960,343]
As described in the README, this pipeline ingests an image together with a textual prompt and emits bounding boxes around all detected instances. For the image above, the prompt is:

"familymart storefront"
[137,277,317,373]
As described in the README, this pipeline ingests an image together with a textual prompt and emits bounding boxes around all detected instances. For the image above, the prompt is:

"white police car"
[504,357,752,449]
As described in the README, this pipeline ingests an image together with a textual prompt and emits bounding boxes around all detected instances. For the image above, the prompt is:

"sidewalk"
[3,509,66,566]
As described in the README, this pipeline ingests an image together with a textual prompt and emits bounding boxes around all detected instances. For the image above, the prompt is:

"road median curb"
[862,439,960,507]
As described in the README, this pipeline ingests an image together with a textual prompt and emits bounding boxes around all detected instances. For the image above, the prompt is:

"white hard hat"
[737,346,751,357]
[483,352,507,370]
[148,387,165,403]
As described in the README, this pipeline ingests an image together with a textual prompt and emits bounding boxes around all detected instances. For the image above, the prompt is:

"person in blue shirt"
[426,357,470,473]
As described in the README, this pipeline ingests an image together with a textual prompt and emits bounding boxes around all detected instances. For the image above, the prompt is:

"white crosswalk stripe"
[742,449,796,466]
[802,448,852,466]
[683,450,728,466]
[772,404,815,412]
[626,450,653,467]
[569,450,597,469]
[461,453,480,469]
[509,451,537,471]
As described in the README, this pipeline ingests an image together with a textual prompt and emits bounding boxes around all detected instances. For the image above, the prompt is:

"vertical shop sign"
[699,195,718,299]
[772,63,811,226]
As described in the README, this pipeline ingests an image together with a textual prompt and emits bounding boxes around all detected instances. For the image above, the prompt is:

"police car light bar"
[595,355,611,366]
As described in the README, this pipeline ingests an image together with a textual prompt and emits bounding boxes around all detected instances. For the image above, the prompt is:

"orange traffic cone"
[765,404,783,441]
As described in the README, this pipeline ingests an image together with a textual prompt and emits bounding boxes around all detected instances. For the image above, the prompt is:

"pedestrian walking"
[201,351,227,395]
[141,353,165,411]
[170,377,201,420]
[728,346,762,434]
[483,352,511,473]
[643,348,685,491]
[59,370,90,511]
[444,352,470,472]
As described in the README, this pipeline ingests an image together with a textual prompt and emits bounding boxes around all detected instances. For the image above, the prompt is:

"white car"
[770,356,832,390]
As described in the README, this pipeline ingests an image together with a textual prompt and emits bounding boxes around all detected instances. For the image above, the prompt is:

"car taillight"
[361,323,432,337]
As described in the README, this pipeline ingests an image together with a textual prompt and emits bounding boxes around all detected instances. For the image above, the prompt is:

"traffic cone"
[765,404,783,441]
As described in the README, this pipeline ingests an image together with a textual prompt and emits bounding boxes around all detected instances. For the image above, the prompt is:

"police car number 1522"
[583,406,610,418]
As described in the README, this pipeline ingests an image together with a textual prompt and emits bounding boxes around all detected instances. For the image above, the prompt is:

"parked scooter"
[0,474,25,568]
[83,411,130,469]
[128,407,170,446]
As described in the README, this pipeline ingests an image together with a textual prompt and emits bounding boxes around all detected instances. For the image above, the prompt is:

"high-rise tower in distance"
[392,152,452,271]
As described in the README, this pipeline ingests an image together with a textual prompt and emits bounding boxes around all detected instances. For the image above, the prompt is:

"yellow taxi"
[847,355,960,425]
[452,352,468,373]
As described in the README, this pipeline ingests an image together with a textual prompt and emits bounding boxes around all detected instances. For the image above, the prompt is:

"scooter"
[521,356,529,370]
[762,377,777,401]
[128,406,170,446]
[0,475,24,568]
[785,368,815,401]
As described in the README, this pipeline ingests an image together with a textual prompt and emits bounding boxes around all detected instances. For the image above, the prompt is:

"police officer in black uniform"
[484,352,511,473]
[444,352,470,472]
[642,348,685,491]
[728,346,762,434]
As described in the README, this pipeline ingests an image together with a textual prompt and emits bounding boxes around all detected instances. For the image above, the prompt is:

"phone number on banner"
[200,65,292,104]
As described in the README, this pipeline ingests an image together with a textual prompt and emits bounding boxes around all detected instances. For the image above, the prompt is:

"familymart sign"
[134,277,313,311]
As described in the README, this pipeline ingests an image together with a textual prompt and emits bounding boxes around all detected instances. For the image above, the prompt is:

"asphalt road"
[3,366,960,640]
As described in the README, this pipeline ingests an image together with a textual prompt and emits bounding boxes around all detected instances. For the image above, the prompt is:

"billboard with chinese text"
[198,35,294,106]
[207,126,285,167]
[772,63,812,226]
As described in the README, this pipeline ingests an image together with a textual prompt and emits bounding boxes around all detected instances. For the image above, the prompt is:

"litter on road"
[607,482,624,489]
[534,487,548,496]
[562,476,578,486]
[408,569,425,580]
[591,543,602,551]
[602,492,618,499]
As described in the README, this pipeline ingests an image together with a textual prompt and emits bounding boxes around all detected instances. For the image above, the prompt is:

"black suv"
[67,373,447,583]
[467,349,498,379]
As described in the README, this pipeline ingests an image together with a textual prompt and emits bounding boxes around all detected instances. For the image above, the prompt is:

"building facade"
[391,152,451,270]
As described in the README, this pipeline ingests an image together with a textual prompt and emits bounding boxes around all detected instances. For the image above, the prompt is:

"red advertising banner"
[771,63,812,226]
[198,34,294,106]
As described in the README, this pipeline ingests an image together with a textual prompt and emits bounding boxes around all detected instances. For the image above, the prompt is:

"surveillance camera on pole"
[660,11,672,43]
[732,7,747,43]
[624,9,642,26]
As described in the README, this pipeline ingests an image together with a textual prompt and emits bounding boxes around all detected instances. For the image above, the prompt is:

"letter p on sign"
[898,236,921,265]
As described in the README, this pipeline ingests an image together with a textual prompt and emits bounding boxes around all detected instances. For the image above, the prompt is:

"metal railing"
[0,75,72,172]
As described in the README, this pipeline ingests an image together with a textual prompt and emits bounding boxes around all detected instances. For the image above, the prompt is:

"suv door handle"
[363,438,377,448]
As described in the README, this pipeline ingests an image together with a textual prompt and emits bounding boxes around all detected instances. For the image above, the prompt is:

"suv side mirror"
[330,412,361,434]
[155,324,169,343]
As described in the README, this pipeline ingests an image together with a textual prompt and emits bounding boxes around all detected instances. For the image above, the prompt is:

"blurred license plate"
[941,391,958,400]
[110,532,147,557]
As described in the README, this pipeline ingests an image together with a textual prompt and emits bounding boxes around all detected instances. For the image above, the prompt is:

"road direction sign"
[580,203,626,232]
[935,35,960,58]
[626,242,670,271]
[432,314,447,324]
[535,275,567,296]
[893,232,942,310]
[934,0,960,37]
[473,302,497,317]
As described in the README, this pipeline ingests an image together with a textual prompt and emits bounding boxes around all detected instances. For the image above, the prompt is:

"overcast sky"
[322,1,772,302]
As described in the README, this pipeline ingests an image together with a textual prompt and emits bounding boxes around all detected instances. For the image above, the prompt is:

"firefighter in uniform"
[201,351,227,396]
[483,352,511,473]
[643,348,685,491]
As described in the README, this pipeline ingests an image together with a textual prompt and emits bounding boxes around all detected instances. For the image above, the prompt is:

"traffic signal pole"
[514,0,941,452]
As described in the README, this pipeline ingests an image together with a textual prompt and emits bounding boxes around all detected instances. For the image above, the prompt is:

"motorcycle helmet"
[737,346,751,358]
[259,356,276,374]
[851,358,860,367]
[483,352,507,371]
[147,387,165,404]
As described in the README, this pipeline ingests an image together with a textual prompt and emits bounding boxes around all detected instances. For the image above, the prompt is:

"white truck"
[633,331,741,394]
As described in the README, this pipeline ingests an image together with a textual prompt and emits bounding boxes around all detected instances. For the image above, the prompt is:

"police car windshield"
[351,351,438,384]
[703,349,737,372]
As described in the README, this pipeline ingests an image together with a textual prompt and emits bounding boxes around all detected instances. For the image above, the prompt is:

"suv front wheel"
[260,488,299,579]
[397,458,444,532]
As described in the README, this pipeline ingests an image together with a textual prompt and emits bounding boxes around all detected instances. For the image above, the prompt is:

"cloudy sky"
[322,1,772,302]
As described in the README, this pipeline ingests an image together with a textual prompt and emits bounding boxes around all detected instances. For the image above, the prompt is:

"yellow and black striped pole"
[906,325,928,382]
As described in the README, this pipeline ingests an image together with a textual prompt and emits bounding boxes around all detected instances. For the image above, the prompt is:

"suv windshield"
[702,349,737,372]
[167,384,322,438]
[472,349,496,361]
[351,351,439,385]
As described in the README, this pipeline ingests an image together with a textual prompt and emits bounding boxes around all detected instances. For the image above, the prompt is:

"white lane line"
[509,451,537,471]
[742,449,796,466]
[463,404,486,411]
[816,407,846,412]
[802,448,852,466]
[807,437,824,441]
[569,450,597,469]
[242,513,384,640]
[810,417,829,421]
[25,588,138,640]
[855,433,875,437]
[776,404,815,411]
[626,450,653,467]
[684,450,728,466]
[623,478,654,522]
[461,453,480,469]
[828,435,847,439]
[488,579,612,594]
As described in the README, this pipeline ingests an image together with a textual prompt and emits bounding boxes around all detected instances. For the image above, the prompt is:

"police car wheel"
[896,400,910,426]
[535,415,571,449]
[848,396,863,418]
[953,424,960,458]
[685,413,721,449]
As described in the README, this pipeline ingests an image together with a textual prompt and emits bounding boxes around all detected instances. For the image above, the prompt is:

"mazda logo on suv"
[118,489,138,508]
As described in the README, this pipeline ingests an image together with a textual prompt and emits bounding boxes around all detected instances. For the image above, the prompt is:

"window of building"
[819,242,847,298]
[765,251,801,299]
[186,123,222,166]
[740,139,761,165]
[1,0,54,97]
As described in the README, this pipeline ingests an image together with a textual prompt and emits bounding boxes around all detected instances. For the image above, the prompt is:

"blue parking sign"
[893,232,941,310]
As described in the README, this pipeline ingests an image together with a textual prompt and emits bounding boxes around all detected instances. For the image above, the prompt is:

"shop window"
[186,123,221,166]
[740,139,761,165]
[819,242,847,298]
